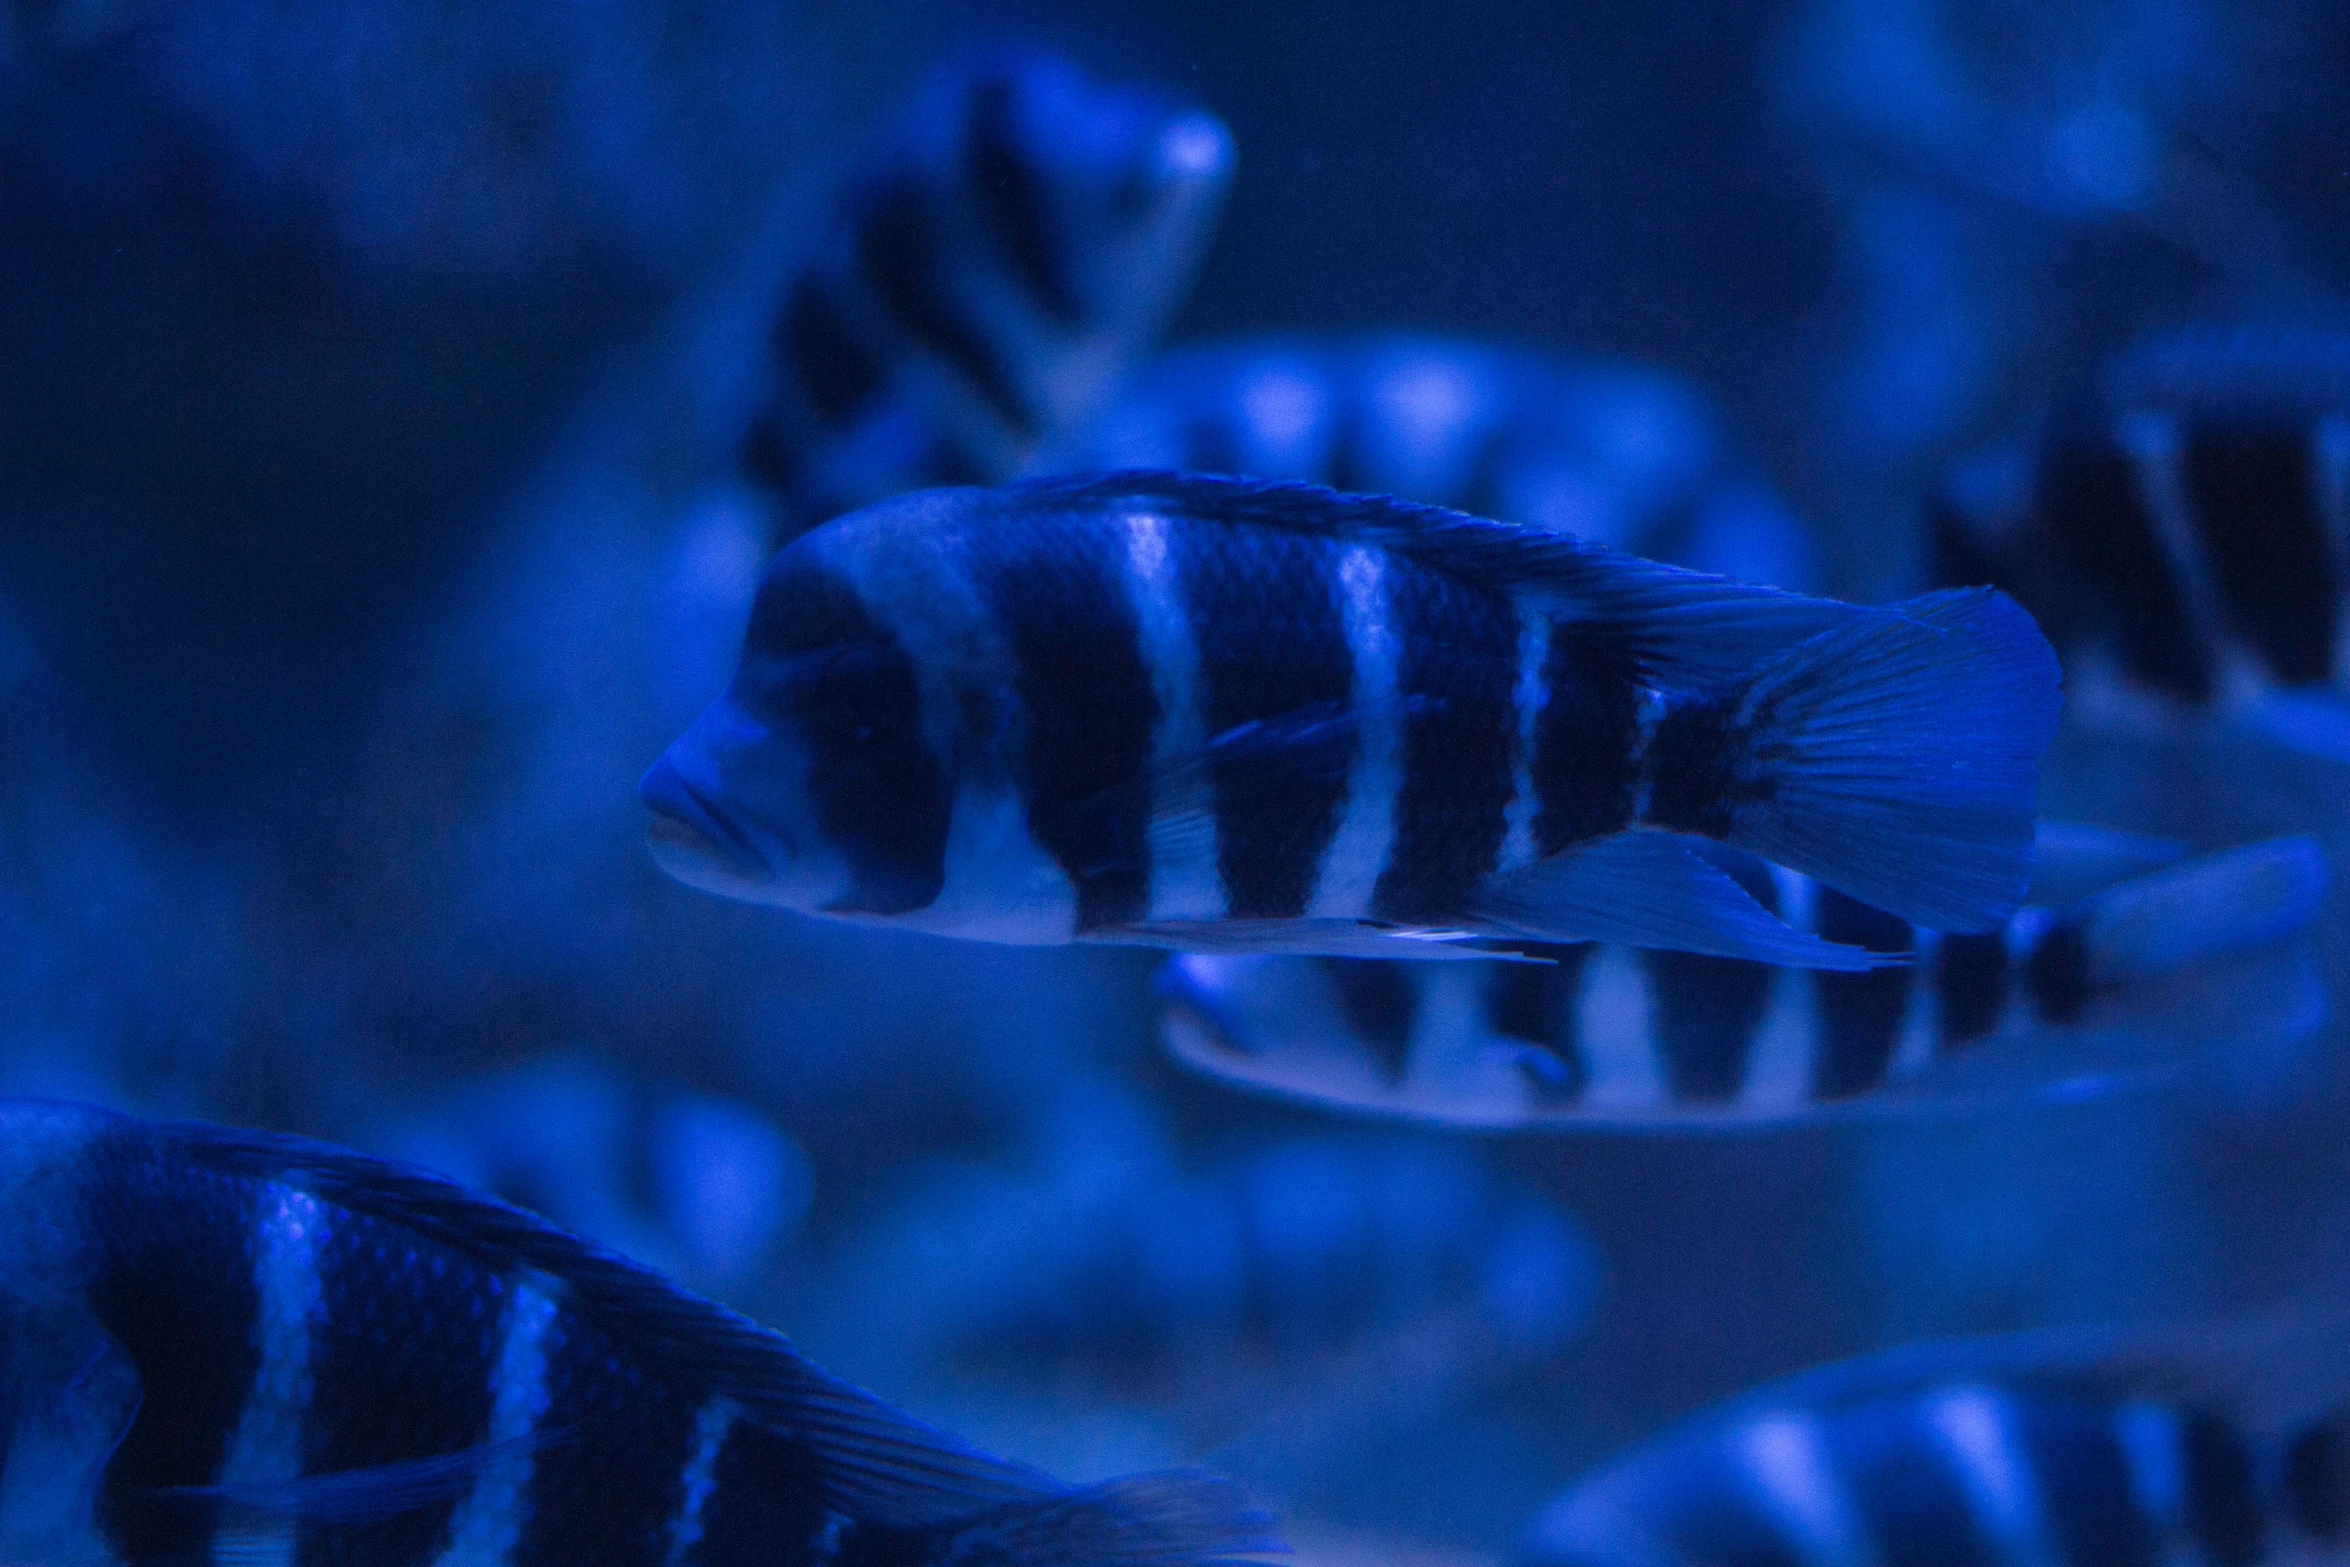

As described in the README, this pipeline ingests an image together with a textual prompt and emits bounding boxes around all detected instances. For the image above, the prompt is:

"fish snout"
[640,752,773,892]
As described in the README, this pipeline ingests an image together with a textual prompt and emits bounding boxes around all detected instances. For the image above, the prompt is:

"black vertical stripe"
[1828,1398,2005,1567]
[1175,521,1356,918]
[1810,891,1914,1100]
[858,182,1036,434]
[84,1131,266,1563]
[2181,1411,2266,1565]
[1320,958,1421,1083]
[1492,944,1594,1109]
[965,71,1082,324]
[962,517,1158,929]
[512,1309,700,1567]
[2009,1394,2164,1567]
[749,559,950,916]
[690,1421,833,1567]
[1643,851,1779,1102]
[295,1205,501,1567]
[2023,918,2094,1026]
[2182,423,2339,684]
[1371,561,1519,921]
[1650,1449,1810,1567]
[1530,634,1642,855]
[2043,434,2215,701]
[2283,1415,2350,1542]
[783,279,887,425]
[1935,932,2009,1050]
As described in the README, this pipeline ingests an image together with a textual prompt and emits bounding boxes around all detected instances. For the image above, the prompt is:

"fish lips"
[639,753,777,896]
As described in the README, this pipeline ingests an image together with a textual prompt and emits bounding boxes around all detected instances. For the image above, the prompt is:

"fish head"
[0,1293,141,1563]
[644,524,963,917]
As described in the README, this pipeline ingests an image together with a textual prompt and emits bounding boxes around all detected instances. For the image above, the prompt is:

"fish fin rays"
[154,1427,573,1525]
[913,1470,1287,1567]
[1705,586,2062,932]
[1092,917,1513,961]
[1466,832,1890,971]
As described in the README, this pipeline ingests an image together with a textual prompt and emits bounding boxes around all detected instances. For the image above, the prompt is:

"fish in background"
[361,1054,814,1294]
[1516,1302,2350,1567]
[641,472,2062,967]
[1055,332,1820,592]
[1936,325,2350,760]
[0,1098,1282,1567]
[1157,828,2330,1130]
[736,50,1234,539]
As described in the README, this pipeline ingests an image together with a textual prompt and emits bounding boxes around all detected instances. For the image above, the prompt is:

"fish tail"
[870,1471,1285,1567]
[1646,586,2062,933]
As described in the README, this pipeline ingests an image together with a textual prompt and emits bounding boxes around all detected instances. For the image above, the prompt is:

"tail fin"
[1654,587,2062,932]
[2066,834,2329,988]
[912,1472,1286,1567]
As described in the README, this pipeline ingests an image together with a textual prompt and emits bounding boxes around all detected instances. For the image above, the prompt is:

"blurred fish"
[0,1098,1282,1567]
[1158,829,2329,1130]
[1937,326,2350,759]
[1058,332,1819,591]
[1517,1303,2350,1567]
[738,51,1233,537]
[641,472,2062,967]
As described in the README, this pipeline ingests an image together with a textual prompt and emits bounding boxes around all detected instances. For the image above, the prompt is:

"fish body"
[739,52,1232,537]
[642,472,2062,966]
[1060,332,1819,590]
[1518,1315,2350,1567]
[0,1099,1279,1567]
[1936,326,2350,733]
[1157,830,2329,1129]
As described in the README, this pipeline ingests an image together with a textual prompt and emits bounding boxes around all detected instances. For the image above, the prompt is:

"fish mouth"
[639,755,774,883]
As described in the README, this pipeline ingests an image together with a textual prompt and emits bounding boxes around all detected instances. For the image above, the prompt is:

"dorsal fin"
[148,1114,1057,1527]
[1002,470,1875,690]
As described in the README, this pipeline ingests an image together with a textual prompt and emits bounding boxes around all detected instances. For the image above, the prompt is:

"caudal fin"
[1652,587,2062,932]
[910,1472,1286,1567]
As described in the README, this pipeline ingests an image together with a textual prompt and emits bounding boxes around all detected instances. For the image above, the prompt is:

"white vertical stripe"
[661,1397,738,1567]
[2122,412,2266,704]
[1739,1414,1875,1567]
[1928,1386,2058,1567]
[213,1186,328,1567]
[432,1273,562,1567]
[1122,512,1224,920]
[1885,929,1941,1083]
[1739,869,1819,1111]
[1307,547,1401,917]
[1497,608,1551,875]
[2113,1400,2189,1549]
[1574,944,1665,1109]
[2314,413,2350,686]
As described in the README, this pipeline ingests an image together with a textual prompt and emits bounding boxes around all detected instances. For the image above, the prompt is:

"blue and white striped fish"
[0,1099,1281,1567]
[1516,1310,2350,1567]
[738,51,1232,538]
[1058,332,1819,591]
[1156,829,2329,1129]
[640,471,2063,967]
[1936,326,2350,754]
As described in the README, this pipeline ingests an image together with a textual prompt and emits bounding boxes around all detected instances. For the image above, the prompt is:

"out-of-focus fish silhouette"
[1938,326,2350,761]
[642,473,2061,965]
[1056,333,1817,590]
[0,1098,1284,1567]
[737,51,1233,538]
[1517,1298,2350,1567]
[1157,829,2329,1130]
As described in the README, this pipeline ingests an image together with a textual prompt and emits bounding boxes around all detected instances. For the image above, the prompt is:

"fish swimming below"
[0,1098,1282,1567]
[735,51,1232,540]
[1936,324,2350,759]
[640,471,2064,968]
[1156,827,2329,1130]
[1515,1304,2350,1567]
[1057,331,1819,590]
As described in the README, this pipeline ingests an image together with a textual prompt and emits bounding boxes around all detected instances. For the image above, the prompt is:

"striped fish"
[1056,332,1819,591]
[1156,830,2329,1129]
[640,471,2061,967]
[0,1099,1281,1567]
[1935,326,2350,750]
[738,51,1232,538]
[1516,1311,2350,1567]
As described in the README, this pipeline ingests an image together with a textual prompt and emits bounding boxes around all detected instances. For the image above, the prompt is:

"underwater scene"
[10,1,2350,1563]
